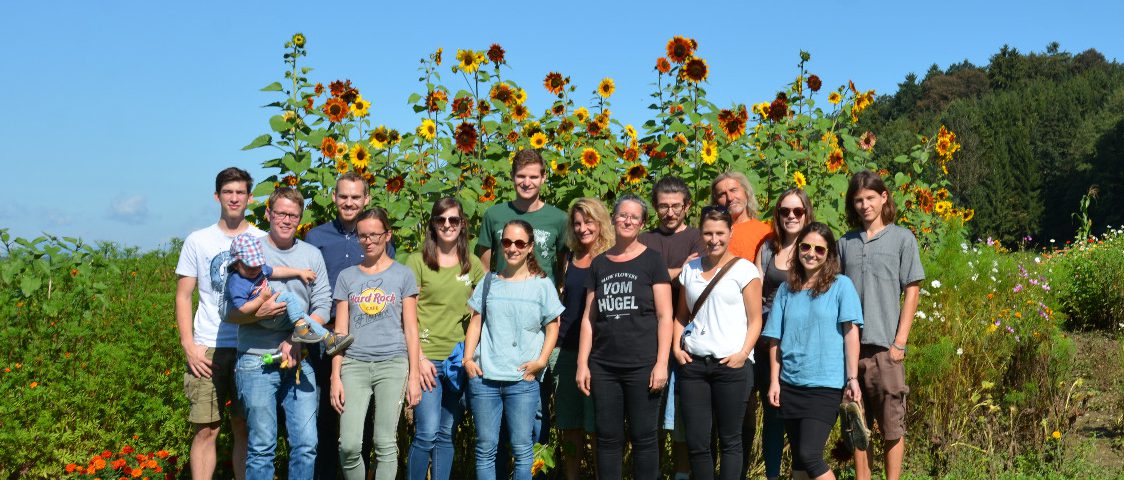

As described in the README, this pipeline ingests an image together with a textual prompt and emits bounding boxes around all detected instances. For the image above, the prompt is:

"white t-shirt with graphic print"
[175,223,265,348]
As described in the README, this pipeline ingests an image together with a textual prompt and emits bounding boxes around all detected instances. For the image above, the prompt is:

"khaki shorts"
[858,345,909,441]
[183,347,239,425]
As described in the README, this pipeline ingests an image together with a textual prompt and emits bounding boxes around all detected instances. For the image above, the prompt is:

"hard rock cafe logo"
[352,288,396,316]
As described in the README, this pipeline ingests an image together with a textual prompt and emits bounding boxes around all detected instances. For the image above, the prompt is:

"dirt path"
[1070,331,1123,470]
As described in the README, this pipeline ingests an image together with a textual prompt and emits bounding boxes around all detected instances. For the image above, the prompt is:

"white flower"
[1034,257,1041,264]
[956,348,964,356]
[917,311,927,320]
[931,280,942,288]
[971,274,979,281]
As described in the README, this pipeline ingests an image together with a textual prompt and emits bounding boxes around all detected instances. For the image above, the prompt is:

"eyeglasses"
[614,214,643,224]
[798,242,828,256]
[501,238,530,249]
[656,204,686,214]
[271,211,301,222]
[778,207,806,218]
[431,215,462,228]
[359,231,389,243]
[700,205,728,216]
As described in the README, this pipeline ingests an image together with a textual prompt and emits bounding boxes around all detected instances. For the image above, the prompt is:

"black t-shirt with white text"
[585,248,671,368]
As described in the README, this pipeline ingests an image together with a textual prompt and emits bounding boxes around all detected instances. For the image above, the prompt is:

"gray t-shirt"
[235,238,332,355]
[333,262,419,362]
[838,224,925,348]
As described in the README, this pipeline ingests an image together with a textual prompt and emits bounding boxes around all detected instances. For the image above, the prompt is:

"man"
[839,171,924,480]
[638,176,701,480]
[304,172,378,480]
[174,167,258,480]
[711,171,771,262]
[475,149,567,474]
[226,187,332,480]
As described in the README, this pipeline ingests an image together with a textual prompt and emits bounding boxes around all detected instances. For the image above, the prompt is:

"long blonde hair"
[565,197,614,256]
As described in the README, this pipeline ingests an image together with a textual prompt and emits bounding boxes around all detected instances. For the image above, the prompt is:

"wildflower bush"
[64,445,177,479]
[1044,226,1124,332]
[245,34,970,250]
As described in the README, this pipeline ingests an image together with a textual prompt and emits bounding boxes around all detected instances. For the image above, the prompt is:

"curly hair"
[787,222,840,297]
[502,220,546,278]
[565,198,614,256]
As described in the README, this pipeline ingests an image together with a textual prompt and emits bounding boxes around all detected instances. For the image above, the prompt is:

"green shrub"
[1046,226,1124,332]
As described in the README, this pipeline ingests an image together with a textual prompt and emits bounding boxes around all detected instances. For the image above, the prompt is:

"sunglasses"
[500,238,530,249]
[778,207,806,218]
[431,215,462,227]
[799,242,828,256]
[700,205,728,216]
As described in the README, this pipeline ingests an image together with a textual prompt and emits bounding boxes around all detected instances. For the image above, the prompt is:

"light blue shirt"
[467,274,565,382]
[761,275,863,389]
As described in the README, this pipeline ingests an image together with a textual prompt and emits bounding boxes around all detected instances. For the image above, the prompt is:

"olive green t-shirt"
[404,252,487,359]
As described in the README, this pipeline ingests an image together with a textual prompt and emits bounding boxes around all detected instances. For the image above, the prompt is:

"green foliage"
[1045,226,1124,332]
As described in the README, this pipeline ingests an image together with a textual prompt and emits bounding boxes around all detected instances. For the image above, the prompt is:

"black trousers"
[677,355,751,480]
[590,361,662,480]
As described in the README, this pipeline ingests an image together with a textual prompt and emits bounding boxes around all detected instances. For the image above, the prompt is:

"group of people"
[176,149,923,480]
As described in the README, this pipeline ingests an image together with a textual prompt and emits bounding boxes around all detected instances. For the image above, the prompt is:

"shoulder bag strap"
[481,272,492,325]
[689,257,742,321]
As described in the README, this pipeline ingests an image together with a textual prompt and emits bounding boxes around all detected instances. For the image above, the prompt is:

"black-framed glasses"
[501,238,530,249]
[270,210,301,221]
[778,207,806,218]
[799,242,828,256]
[359,231,389,243]
[700,205,728,216]
[656,203,686,214]
[431,215,463,227]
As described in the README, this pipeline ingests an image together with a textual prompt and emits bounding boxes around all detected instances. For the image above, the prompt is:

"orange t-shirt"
[729,218,772,262]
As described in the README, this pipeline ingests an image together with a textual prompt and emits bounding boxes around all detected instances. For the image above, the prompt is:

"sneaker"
[290,322,326,344]
[840,400,871,452]
[324,333,355,356]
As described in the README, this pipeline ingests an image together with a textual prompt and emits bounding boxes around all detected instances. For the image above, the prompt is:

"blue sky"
[2,0,1121,250]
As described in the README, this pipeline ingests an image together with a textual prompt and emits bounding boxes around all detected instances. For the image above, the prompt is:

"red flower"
[66,463,78,473]
[807,74,822,92]
[768,96,788,122]
[102,450,113,459]
[386,175,405,194]
[666,36,695,64]
[322,98,349,122]
[329,80,349,97]
[122,445,134,455]
[543,72,566,95]
[455,122,478,154]
[487,43,506,64]
[451,96,474,119]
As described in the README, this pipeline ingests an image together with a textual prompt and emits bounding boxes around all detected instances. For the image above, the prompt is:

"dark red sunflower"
[807,74,822,92]
[556,119,574,135]
[551,103,566,116]
[543,72,567,95]
[386,175,405,194]
[451,96,474,119]
[487,44,506,64]
[482,175,497,190]
[322,98,349,122]
[681,57,708,83]
[490,83,515,105]
[506,131,520,143]
[623,147,639,162]
[455,122,478,154]
[313,83,325,96]
[656,57,671,74]
[478,100,491,116]
[717,105,748,140]
[283,175,299,186]
[320,137,339,158]
[666,36,695,64]
[625,164,647,184]
[340,87,359,105]
[329,80,349,97]
[768,96,788,122]
[586,120,602,137]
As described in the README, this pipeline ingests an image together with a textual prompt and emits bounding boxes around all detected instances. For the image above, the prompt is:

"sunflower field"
[245,34,970,250]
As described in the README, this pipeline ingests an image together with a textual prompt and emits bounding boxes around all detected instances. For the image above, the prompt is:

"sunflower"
[581,148,600,168]
[511,103,530,122]
[313,83,324,96]
[426,89,448,112]
[793,171,807,189]
[530,132,548,149]
[826,147,845,173]
[477,99,492,116]
[388,129,401,146]
[291,33,306,48]
[626,164,647,184]
[283,175,299,186]
[506,131,520,143]
[586,121,602,137]
[478,190,496,203]
[334,158,348,174]
[656,57,671,74]
[556,119,574,135]
[674,133,688,145]
[618,147,635,162]
[552,160,570,176]
[807,74,822,92]
[768,97,788,122]
[433,48,443,65]
[303,96,315,112]
[455,122,477,154]
[451,96,474,119]
[915,189,935,213]
[551,103,566,116]
[717,105,748,140]
[350,95,371,117]
[934,201,952,215]
[456,49,482,74]
[935,126,960,159]
[625,124,637,139]
[961,208,975,222]
[597,78,615,98]
[490,83,516,105]
[329,80,349,97]
[417,119,437,140]
[322,98,349,123]
[935,188,950,201]
[350,144,370,169]
[666,36,695,64]
[482,175,497,190]
[828,91,842,105]
[701,141,717,165]
[487,43,505,64]
[751,102,771,119]
[340,86,359,105]
[543,72,567,95]
[859,131,877,151]
[320,137,340,158]
[681,57,709,83]
[594,111,610,129]
[515,88,527,104]
[386,175,405,194]
[574,107,589,123]
[821,131,839,147]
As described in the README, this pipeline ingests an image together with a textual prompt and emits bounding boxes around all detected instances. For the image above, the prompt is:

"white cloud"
[108,195,150,225]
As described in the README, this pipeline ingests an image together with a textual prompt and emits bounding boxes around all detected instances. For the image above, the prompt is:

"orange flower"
[320,137,339,158]
[826,147,845,173]
[425,89,447,112]
[511,104,530,122]
[70,268,79,277]
[329,80,348,97]
[386,176,405,194]
[112,458,127,470]
[479,191,496,203]
[451,96,474,119]
[487,43,506,64]
[313,83,324,96]
[717,105,748,140]
[283,175,298,187]
[655,57,671,74]
[155,451,169,459]
[623,147,639,162]
[626,164,647,184]
[531,458,546,475]
[322,98,349,122]
[66,463,78,473]
[490,83,515,105]
[132,467,143,478]
[455,122,478,154]
[101,450,113,459]
[581,148,600,168]
[666,36,695,64]
[543,72,567,95]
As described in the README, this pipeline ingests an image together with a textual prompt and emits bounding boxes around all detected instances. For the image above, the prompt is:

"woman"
[463,219,563,480]
[404,198,485,480]
[763,222,863,480]
[555,198,614,480]
[576,194,673,480]
[330,208,422,480]
[751,188,815,480]
[671,206,763,480]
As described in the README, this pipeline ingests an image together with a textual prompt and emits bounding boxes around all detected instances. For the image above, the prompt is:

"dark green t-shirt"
[477,201,568,284]
[403,252,486,360]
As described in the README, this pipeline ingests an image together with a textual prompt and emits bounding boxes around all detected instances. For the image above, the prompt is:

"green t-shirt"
[477,201,568,284]
[404,252,486,359]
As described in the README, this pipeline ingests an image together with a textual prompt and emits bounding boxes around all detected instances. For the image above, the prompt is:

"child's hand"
[298,269,317,284]
[254,283,272,298]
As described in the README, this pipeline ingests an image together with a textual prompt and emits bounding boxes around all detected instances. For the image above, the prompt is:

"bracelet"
[846,376,858,382]
[892,343,907,352]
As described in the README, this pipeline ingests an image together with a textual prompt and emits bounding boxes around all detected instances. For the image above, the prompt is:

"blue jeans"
[468,376,539,480]
[258,291,330,339]
[235,353,318,480]
[407,359,466,480]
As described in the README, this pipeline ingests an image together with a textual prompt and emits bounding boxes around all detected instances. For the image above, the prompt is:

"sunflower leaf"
[242,134,273,151]
[252,181,277,197]
[407,93,422,104]
[261,82,284,92]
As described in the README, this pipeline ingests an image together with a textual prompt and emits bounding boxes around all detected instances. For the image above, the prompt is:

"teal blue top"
[468,274,565,382]
[761,275,863,389]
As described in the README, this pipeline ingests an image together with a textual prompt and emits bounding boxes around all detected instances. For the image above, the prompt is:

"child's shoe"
[291,321,326,344]
[324,333,355,356]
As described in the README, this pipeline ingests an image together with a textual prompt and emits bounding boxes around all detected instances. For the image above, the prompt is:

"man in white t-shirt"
[174,167,264,480]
